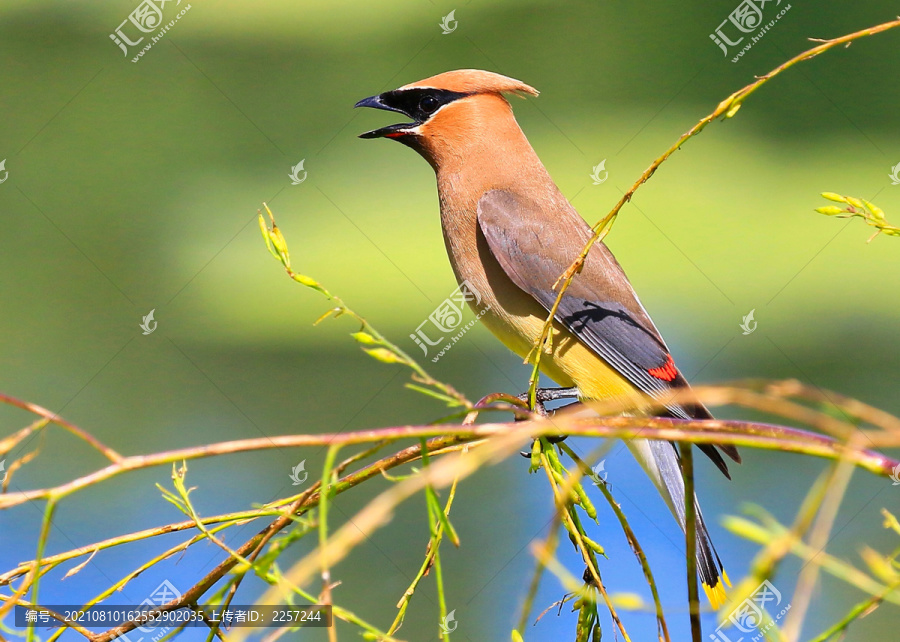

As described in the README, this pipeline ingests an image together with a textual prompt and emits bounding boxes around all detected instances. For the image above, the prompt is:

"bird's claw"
[516,387,580,443]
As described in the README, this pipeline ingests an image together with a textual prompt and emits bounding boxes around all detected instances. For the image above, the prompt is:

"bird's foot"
[515,386,580,414]
[516,386,579,443]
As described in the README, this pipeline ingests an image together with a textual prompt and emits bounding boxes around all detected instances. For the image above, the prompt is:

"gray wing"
[476,189,740,472]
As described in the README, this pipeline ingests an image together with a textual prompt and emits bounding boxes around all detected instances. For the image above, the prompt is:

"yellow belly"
[480,307,646,406]
[439,196,644,406]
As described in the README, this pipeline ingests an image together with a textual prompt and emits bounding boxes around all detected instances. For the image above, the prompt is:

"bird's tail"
[626,438,731,609]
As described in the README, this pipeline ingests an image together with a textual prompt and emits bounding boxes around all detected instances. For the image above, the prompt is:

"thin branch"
[681,445,701,642]
[539,442,630,641]
[524,16,900,404]
[318,445,340,642]
[244,431,532,627]
[2,414,897,513]
[259,204,470,409]
[783,438,861,640]
[559,443,671,642]
[725,507,900,605]
[4,383,900,640]
[750,379,900,435]
[807,578,900,642]
[0,507,280,586]
[83,437,446,642]
[0,393,122,463]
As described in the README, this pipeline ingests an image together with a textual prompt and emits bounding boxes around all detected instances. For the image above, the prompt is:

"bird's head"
[355,69,538,167]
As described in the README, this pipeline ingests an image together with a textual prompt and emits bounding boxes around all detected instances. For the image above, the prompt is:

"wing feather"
[477,189,740,472]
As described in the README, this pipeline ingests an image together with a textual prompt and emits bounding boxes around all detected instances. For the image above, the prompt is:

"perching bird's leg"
[516,386,580,443]
[516,386,580,416]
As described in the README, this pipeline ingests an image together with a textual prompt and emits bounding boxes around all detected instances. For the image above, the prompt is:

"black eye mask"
[378,88,471,122]
[355,87,472,139]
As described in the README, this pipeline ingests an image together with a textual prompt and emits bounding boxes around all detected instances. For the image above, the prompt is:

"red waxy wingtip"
[647,354,678,381]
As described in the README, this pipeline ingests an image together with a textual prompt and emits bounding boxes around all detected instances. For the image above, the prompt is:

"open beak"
[354,94,416,139]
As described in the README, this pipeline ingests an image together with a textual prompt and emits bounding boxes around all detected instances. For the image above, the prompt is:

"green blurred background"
[1,0,899,639]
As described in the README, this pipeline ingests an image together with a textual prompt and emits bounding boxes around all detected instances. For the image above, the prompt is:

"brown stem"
[2,415,897,512]
[0,393,122,463]
[88,436,458,642]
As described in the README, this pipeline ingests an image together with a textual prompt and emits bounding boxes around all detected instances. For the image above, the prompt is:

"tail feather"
[627,438,729,609]
[664,401,742,477]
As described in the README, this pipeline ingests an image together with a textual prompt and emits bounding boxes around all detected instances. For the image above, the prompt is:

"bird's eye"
[419,95,440,114]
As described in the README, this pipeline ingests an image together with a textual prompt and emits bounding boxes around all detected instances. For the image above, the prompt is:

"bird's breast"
[435,191,638,402]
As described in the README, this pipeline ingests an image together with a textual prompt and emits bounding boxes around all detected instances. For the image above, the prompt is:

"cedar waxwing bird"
[355,69,740,608]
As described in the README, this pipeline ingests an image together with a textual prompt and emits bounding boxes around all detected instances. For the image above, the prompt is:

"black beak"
[354,93,416,139]
[354,95,390,111]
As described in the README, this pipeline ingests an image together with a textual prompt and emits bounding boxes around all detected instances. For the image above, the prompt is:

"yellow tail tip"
[702,576,729,611]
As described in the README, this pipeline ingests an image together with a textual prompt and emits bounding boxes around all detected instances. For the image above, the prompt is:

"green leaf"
[314,307,341,325]
[860,546,899,584]
[291,273,320,288]
[863,200,885,221]
[582,535,606,556]
[529,439,542,473]
[259,213,278,258]
[573,481,598,522]
[722,514,774,541]
[404,383,464,407]
[610,593,645,609]
[428,486,461,547]
[268,225,290,263]
[350,331,380,345]
[882,509,900,535]
[363,347,406,365]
